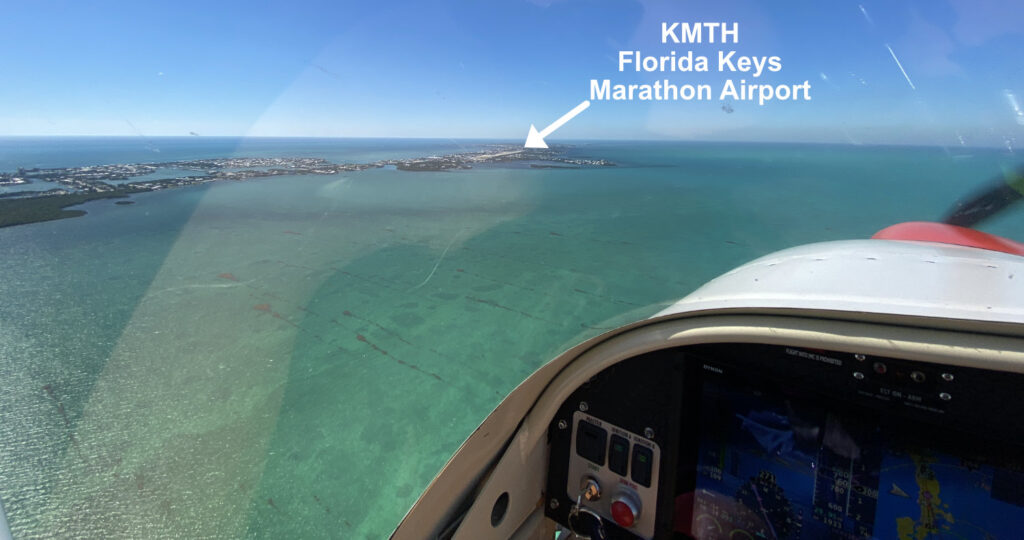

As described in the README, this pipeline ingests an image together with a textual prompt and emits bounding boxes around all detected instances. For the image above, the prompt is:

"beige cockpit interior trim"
[393,312,1024,539]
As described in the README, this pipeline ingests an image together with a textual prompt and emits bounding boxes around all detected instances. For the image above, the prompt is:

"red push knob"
[610,493,640,528]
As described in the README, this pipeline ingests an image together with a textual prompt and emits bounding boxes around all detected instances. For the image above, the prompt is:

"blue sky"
[1,0,1022,146]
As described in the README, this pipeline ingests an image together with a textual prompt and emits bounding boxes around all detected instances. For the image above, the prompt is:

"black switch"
[608,435,629,476]
[631,444,654,487]
[575,420,607,466]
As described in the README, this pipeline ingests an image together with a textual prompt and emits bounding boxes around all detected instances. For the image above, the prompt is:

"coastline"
[0,145,614,229]
[0,189,139,228]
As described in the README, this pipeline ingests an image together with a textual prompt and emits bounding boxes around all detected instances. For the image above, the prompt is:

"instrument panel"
[545,343,1024,539]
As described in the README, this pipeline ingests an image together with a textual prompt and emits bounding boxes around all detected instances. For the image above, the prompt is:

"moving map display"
[688,375,1024,539]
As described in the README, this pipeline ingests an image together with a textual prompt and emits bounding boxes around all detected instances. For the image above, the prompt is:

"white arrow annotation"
[524,100,591,149]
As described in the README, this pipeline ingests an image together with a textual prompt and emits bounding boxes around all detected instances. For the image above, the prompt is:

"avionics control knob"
[610,490,641,528]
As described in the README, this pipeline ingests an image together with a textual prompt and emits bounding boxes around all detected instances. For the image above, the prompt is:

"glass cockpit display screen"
[687,373,1024,540]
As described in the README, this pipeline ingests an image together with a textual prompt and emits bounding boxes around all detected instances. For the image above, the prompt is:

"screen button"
[608,434,629,476]
[631,445,653,487]
[576,420,607,466]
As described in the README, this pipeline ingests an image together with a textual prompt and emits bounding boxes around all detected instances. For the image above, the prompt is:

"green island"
[0,189,144,228]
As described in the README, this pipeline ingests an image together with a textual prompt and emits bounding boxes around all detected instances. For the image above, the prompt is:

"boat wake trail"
[148,280,256,297]
[409,230,462,291]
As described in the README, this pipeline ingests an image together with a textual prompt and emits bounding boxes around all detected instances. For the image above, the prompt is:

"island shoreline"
[0,145,614,229]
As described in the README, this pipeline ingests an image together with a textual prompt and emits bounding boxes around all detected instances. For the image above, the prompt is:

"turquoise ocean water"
[0,137,1020,538]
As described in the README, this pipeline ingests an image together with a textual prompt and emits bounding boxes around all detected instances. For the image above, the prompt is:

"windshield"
[0,1,1021,538]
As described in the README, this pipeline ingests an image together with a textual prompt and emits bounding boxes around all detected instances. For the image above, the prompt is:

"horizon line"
[0,134,1010,151]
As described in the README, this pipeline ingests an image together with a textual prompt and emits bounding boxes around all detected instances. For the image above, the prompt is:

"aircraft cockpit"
[394,237,1024,540]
